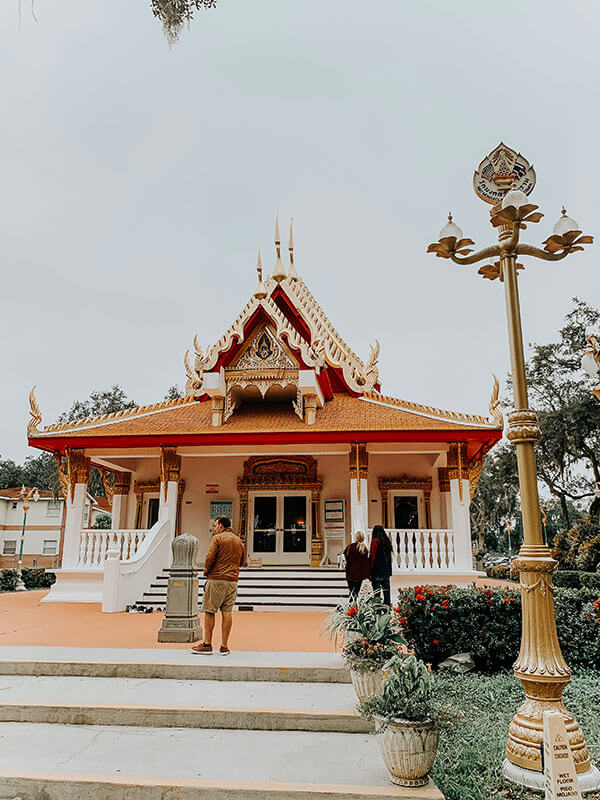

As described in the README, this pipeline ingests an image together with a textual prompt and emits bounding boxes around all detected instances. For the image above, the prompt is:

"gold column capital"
[506,409,541,444]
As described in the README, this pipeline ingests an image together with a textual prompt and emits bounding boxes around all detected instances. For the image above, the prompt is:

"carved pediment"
[239,455,319,488]
[232,326,297,371]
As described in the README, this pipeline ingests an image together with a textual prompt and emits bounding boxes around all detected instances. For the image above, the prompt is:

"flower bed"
[395,584,600,672]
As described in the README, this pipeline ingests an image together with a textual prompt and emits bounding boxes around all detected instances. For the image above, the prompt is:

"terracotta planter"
[374,717,438,787]
[349,667,384,702]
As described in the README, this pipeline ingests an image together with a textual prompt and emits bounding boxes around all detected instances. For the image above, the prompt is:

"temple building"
[28,217,502,609]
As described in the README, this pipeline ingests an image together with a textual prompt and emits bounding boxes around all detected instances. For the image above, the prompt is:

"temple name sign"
[543,710,582,800]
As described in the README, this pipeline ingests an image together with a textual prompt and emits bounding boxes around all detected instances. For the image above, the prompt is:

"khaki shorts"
[202,579,238,613]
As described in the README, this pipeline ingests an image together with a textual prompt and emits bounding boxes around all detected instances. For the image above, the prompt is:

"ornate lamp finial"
[254,246,267,299]
[288,217,298,281]
[273,210,286,282]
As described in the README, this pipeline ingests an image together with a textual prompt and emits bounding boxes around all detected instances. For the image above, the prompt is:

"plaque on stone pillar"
[158,533,202,643]
[543,710,582,800]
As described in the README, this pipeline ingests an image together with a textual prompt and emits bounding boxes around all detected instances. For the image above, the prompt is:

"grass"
[431,671,600,800]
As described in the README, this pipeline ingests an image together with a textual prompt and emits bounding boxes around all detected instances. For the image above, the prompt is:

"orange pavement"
[0,590,335,652]
[0,579,514,652]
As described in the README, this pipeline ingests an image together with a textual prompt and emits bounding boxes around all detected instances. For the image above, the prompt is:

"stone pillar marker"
[543,710,582,800]
[158,533,202,643]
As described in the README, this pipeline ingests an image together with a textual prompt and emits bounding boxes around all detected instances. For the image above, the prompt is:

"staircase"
[136,566,349,611]
[0,647,443,799]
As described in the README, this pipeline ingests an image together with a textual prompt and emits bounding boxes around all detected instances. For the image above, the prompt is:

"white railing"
[103,517,171,613]
[78,529,150,568]
[386,529,455,572]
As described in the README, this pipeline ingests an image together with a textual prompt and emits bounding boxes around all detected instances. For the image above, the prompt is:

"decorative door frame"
[378,477,432,528]
[237,456,323,567]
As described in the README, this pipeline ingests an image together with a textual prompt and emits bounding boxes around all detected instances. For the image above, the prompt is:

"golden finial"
[288,217,298,281]
[489,374,504,429]
[273,210,286,282]
[254,246,267,299]
[27,386,42,437]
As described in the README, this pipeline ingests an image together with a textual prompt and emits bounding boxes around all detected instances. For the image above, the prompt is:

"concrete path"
[0,674,368,732]
[0,722,443,800]
[0,646,349,682]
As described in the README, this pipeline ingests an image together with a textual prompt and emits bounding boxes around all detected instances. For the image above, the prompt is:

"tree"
[164,385,183,400]
[59,385,137,423]
[151,0,216,45]
[471,444,519,551]
[473,298,600,559]
[0,457,24,489]
[21,452,61,494]
[525,298,600,528]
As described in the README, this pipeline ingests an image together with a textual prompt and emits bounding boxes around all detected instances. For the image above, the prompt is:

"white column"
[159,481,179,534]
[449,477,473,571]
[430,472,442,529]
[62,483,88,568]
[350,477,369,538]
[111,495,124,529]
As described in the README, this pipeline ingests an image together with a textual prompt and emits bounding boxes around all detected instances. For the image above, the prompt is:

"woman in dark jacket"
[369,524,393,607]
[343,531,371,602]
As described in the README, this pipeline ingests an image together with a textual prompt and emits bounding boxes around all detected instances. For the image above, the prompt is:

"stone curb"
[0,703,370,733]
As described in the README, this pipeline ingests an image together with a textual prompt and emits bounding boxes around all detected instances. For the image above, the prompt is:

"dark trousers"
[371,576,391,607]
[347,580,362,602]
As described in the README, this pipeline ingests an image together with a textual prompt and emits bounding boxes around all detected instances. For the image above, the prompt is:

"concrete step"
[0,722,443,800]
[0,674,368,732]
[0,647,350,683]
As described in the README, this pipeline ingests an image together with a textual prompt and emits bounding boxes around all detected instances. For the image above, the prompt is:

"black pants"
[347,580,362,602]
[371,576,391,607]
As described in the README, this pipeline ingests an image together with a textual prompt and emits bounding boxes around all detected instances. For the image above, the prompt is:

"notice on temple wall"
[543,710,582,800]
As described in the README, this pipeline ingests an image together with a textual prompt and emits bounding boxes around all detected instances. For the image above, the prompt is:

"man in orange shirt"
[191,516,245,656]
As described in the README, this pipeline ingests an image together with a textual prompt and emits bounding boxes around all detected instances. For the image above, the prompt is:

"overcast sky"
[2,0,599,463]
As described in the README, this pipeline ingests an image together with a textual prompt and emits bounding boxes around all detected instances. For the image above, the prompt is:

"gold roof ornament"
[27,386,42,437]
[184,349,203,396]
[272,210,287,282]
[287,218,298,281]
[488,374,504,429]
[253,246,267,299]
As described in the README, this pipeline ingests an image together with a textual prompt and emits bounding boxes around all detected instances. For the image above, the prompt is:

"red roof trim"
[271,285,312,343]
[30,428,501,456]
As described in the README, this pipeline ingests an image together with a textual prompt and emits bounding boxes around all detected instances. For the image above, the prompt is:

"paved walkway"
[0,590,335,651]
[0,578,513,652]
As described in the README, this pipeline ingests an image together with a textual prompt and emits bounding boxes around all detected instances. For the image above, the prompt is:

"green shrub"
[0,570,18,592]
[21,569,56,589]
[553,570,600,591]
[395,584,600,673]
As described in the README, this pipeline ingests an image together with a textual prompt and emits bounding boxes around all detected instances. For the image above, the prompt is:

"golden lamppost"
[427,143,600,792]
[15,485,40,591]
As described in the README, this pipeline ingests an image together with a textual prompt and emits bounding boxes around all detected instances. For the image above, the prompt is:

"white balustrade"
[78,529,149,568]
[386,529,455,572]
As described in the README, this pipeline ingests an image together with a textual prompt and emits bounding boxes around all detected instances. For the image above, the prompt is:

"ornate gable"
[232,326,297,371]
[185,216,381,426]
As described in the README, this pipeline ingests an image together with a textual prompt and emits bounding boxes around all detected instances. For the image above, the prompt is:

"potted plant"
[358,653,459,787]
[324,594,406,701]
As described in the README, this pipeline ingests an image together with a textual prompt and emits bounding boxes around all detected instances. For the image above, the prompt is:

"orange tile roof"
[0,488,58,500]
[30,392,499,440]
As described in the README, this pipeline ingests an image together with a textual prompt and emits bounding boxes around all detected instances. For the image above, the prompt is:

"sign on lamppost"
[473,143,536,205]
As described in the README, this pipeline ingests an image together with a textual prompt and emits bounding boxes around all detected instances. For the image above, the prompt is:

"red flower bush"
[393,584,600,673]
